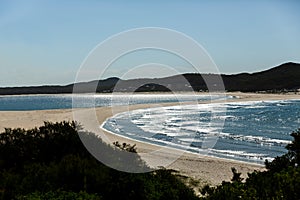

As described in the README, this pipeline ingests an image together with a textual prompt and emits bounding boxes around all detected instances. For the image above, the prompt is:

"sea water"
[102,100,300,164]
[1,94,299,164]
[0,94,226,111]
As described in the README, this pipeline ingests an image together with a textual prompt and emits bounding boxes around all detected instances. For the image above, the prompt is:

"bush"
[201,129,300,200]
[0,121,199,200]
[16,191,102,200]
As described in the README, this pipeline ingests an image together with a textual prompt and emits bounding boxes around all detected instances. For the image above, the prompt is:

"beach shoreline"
[0,92,299,186]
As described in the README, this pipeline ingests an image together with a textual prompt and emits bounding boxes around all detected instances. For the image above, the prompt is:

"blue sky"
[0,0,300,86]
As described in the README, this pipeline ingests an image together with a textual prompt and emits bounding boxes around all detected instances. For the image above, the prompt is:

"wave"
[219,132,291,146]
[102,99,299,164]
[209,149,273,162]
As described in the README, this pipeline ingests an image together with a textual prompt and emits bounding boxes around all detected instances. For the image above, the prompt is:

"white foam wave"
[219,132,291,146]
[210,149,271,161]
[102,98,298,164]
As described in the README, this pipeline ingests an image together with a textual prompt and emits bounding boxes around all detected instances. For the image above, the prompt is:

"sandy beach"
[0,92,299,186]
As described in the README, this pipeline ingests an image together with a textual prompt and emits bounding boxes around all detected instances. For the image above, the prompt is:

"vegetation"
[201,129,300,199]
[0,121,198,200]
[1,121,300,199]
[1,62,299,94]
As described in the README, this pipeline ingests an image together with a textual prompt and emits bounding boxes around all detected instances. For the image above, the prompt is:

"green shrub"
[0,121,198,200]
[201,129,300,200]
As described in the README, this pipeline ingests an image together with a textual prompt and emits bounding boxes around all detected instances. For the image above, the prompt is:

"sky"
[0,0,300,86]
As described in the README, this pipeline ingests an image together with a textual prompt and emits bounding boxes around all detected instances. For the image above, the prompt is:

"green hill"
[1,62,299,94]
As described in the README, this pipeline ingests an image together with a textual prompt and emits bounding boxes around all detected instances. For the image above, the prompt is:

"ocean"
[0,94,226,111]
[0,94,299,164]
[102,99,300,164]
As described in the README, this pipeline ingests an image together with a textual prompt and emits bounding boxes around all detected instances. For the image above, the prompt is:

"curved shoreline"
[100,116,266,167]
[0,92,299,185]
[99,97,299,169]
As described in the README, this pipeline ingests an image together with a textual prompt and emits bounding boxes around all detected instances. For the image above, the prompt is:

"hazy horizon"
[1,1,300,87]
[0,61,298,87]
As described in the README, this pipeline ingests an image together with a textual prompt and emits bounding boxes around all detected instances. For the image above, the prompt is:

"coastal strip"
[0,92,299,185]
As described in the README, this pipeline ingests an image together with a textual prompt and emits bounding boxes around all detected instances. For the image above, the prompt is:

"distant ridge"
[0,62,299,95]
[222,62,300,92]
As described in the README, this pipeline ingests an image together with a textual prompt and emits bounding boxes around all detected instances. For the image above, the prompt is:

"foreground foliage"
[2,121,300,199]
[201,129,300,200]
[0,121,198,200]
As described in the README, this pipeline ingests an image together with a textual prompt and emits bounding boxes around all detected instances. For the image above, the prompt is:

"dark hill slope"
[0,62,299,94]
[222,62,300,91]
[93,62,300,92]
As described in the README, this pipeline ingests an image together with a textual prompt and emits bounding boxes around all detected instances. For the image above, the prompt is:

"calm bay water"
[0,94,225,111]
